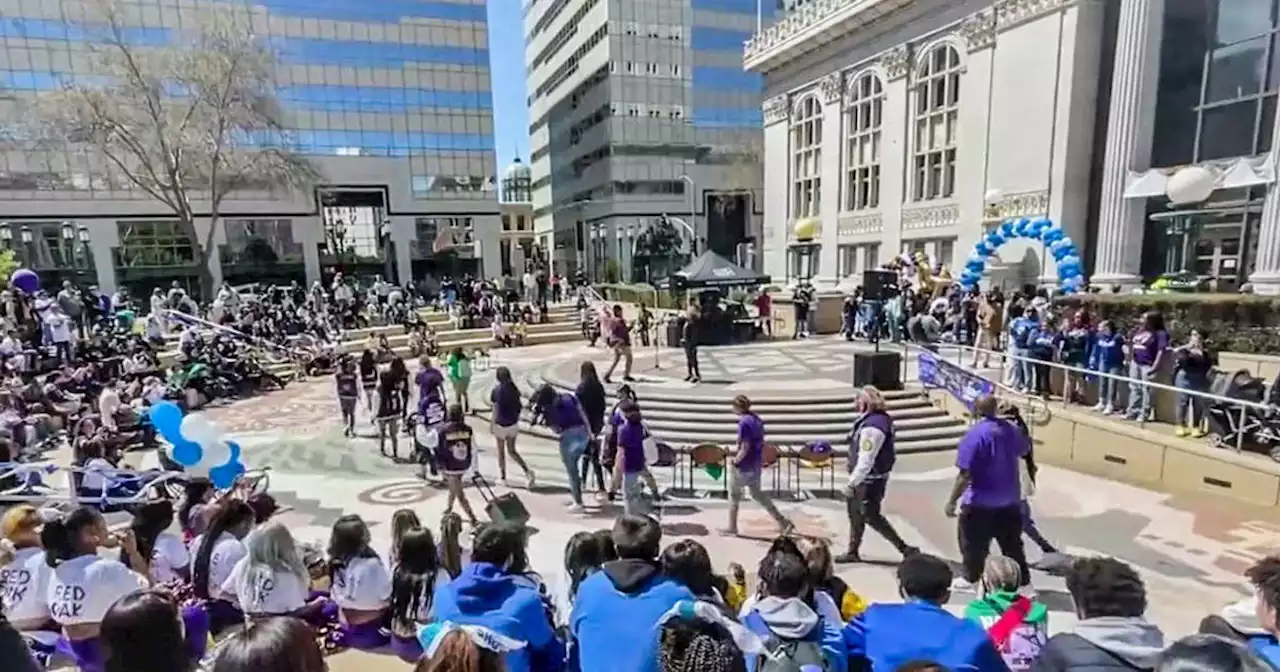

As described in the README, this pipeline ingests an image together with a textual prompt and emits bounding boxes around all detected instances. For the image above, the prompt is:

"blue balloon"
[1059,254,1082,268]
[149,401,184,443]
[985,232,1005,247]
[965,261,985,274]
[1012,218,1032,237]
[1000,220,1016,236]
[1041,228,1065,244]
[209,461,246,489]
[967,250,985,263]
[171,440,203,467]
[973,242,991,256]
[226,440,242,463]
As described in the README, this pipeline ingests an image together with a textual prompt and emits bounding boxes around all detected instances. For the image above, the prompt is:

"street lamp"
[677,175,695,253]
[19,226,31,244]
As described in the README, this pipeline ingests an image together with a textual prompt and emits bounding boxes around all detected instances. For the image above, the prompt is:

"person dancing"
[724,395,791,536]
[532,384,593,513]
[415,355,447,481]
[489,367,536,488]
[436,403,480,526]
[836,386,919,564]
[335,357,359,437]
[376,368,404,459]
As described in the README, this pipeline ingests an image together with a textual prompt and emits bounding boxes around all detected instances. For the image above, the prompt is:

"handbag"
[641,425,658,464]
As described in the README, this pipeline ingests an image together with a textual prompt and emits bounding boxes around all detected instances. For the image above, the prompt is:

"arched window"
[790,95,823,219]
[911,44,961,201]
[843,73,884,211]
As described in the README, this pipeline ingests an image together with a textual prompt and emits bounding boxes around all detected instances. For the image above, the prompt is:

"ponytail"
[178,479,213,532]
[125,501,174,573]
[42,507,100,568]
[439,512,463,579]
[192,500,253,599]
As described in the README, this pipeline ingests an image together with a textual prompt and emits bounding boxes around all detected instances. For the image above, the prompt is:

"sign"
[917,350,994,410]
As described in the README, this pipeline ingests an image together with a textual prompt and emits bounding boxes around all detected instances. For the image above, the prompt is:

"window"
[911,45,961,201]
[1192,0,1280,161]
[790,95,822,218]
[502,214,512,231]
[222,219,302,265]
[114,221,196,268]
[838,245,857,277]
[843,72,884,211]
[865,243,880,269]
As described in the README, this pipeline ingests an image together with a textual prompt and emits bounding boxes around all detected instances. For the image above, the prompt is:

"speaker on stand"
[853,269,903,390]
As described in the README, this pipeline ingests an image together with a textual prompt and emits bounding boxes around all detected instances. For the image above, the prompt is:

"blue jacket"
[742,596,848,672]
[843,599,1006,672]
[572,559,694,672]
[1009,318,1037,349]
[1089,332,1126,371]
[433,562,565,672]
[1250,635,1280,668]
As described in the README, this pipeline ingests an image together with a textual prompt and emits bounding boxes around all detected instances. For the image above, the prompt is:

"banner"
[917,350,994,410]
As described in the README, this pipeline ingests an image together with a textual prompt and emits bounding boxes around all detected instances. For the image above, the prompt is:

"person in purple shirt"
[1126,311,1169,422]
[489,367,536,488]
[415,355,447,480]
[533,384,592,512]
[944,394,1031,591]
[725,395,792,536]
[614,399,650,516]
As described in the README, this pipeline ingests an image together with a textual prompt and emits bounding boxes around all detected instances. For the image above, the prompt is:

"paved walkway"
[120,339,1280,668]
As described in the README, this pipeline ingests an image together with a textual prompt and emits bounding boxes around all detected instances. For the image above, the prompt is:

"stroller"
[1205,368,1280,461]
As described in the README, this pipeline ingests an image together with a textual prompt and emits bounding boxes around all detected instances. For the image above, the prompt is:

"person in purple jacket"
[1125,311,1169,422]
[533,384,592,512]
[725,395,792,537]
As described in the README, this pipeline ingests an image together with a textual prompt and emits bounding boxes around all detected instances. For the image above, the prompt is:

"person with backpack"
[739,548,847,672]
[964,555,1048,670]
[1007,306,1038,393]
[843,553,1005,672]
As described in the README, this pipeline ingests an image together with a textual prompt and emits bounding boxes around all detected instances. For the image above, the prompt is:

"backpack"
[743,612,831,672]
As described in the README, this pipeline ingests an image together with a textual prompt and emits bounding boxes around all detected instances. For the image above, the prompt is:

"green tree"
[0,250,19,285]
[12,0,320,298]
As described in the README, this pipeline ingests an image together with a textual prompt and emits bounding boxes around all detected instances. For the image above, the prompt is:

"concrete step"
[638,405,946,424]
[341,320,580,352]
[639,413,958,435]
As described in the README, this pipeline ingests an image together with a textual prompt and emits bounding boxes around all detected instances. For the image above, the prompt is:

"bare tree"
[14,0,319,298]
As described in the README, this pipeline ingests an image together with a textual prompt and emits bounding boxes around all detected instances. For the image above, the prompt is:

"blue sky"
[486,0,529,169]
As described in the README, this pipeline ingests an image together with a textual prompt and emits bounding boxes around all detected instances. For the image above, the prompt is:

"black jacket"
[575,380,607,434]
[1031,634,1154,672]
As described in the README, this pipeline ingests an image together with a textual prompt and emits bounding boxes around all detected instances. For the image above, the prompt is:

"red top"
[754,293,772,316]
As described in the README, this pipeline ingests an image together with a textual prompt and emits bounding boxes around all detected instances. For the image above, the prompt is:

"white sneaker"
[1092,403,1105,411]
[566,502,585,513]
[949,577,976,592]
[1102,406,1115,415]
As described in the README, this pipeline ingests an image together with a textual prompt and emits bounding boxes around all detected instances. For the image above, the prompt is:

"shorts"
[339,397,357,414]
[378,416,401,433]
[492,423,519,440]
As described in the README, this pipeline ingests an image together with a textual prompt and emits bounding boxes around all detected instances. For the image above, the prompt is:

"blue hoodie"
[571,558,695,672]
[742,596,848,672]
[1089,331,1125,371]
[843,599,1006,672]
[433,562,565,672]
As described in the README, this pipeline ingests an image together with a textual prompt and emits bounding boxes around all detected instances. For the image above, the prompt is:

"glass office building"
[0,0,499,294]
[524,0,769,281]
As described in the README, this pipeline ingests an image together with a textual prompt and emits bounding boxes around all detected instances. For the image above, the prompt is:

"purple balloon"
[10,268,38,294]
[808,440,832,455]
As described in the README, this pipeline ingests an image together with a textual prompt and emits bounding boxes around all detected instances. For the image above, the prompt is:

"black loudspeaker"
[852,351,903,391]
[472,473,530,526]
[861,270,899,301]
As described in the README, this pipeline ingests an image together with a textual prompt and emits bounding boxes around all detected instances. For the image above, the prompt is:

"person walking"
[944,394,1031,593]
[445,347,472,413]
[836,386,919,564]
[723,394,792,537]
[681,301,702,383]
[602,304,634,384]
[489,366,535,488]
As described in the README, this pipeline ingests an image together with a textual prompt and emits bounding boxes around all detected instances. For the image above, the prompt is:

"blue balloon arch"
[958,216,1085,293]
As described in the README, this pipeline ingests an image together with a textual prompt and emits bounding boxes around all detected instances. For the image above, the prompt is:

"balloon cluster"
[959,217,1085,293]
[149,401,247,489]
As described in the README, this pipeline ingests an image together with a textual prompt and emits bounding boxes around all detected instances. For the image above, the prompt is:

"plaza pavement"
[126,339,1280,668]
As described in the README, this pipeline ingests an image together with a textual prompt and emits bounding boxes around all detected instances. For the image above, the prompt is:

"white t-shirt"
[331,556,392,611]
[46,315,72,343]
[149,532,191,584]
[197,533,248,600]
[79,458,117,492]
[1,546,51,623]
[46,554,146,625]
[222,557,309,616]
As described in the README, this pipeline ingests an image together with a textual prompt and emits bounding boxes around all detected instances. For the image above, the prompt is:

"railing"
[894,340,1274,453]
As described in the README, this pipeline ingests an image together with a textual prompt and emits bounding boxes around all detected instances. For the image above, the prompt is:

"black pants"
[684,345,701,379]
[846,478,910,554]
[1031,354,1052,396]
[580,438,606,491]
[958,505,1030,585]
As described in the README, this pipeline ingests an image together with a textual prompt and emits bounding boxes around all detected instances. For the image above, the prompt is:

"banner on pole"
[917,350,994,410]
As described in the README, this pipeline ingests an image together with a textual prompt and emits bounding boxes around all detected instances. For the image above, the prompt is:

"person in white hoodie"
[1031,556,1165,672]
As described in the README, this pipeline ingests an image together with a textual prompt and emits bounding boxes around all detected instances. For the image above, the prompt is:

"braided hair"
[657,618,745,672]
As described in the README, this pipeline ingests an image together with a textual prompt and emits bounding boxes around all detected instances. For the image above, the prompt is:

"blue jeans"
[621,471,646,516]
[1096,366,1123,408]
[1009,346,1030,390]
[1174,370,1206,425]
[558,425,590,504]
[1126,362,1157,419]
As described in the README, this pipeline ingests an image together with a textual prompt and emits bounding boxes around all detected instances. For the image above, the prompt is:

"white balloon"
[201,440,232,468]
[180,414,221,446]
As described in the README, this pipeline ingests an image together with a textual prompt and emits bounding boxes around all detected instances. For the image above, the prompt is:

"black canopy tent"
[660,251,771,290]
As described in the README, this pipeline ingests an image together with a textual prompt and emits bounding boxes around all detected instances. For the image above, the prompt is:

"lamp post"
[677,175,696,255]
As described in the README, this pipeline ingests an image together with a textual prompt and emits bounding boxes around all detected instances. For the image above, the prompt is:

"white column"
[87,221,120,295]
[193,217,225,292]
[817,73,843,288]
[761,95,790,282]
[1250,186,1280,294]
[878,47,909,254]
[388,216,415,285]
[1092,0,1165,288]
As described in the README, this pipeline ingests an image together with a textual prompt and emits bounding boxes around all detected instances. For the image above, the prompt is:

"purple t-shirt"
[490,384,523,427]
[416,367,444,401]
[956,418,1028,509]
[1130,329,1169,367]
[617,419,647,474]
[736,412,765,473]
[545,393,585,432]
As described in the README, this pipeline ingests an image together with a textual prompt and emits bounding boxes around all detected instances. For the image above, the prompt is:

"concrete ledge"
[923,387,1280,509]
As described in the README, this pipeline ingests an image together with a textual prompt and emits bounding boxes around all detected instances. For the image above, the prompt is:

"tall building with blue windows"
[524,0,770,281]
[0,0,498,295]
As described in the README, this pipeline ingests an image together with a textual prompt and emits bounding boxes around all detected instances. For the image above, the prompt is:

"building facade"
[499,159,537,276]
[0,0,501,296]
[523,0,768,282]
[748,0,1280,295]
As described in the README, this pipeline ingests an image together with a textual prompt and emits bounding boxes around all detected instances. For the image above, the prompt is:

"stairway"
[477,365,968,455]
